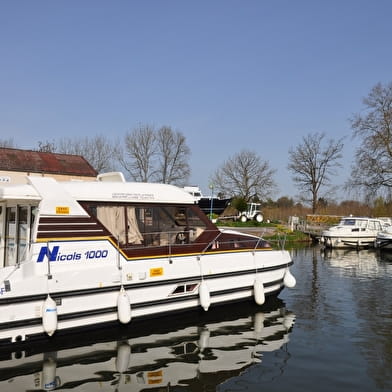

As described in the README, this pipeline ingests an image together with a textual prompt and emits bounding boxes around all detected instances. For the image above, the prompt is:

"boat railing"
[120,228,272,258]
[200,230,224,254]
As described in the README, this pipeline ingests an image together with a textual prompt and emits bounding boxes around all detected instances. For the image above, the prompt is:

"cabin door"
[0,205,36,267]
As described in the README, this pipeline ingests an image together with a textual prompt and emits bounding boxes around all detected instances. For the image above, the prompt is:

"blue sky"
[1,1,391,200]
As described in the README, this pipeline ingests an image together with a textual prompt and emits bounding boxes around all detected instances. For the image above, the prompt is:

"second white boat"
[321,216,389,249]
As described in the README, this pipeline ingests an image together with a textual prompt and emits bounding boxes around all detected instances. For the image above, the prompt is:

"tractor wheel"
[254,214,263,223]
[240,215,248,223]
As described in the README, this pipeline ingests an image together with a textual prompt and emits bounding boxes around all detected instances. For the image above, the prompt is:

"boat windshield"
[339,218,382,231]
[368,220,382,231]
[89,204,207,248]
[340,218,367,228]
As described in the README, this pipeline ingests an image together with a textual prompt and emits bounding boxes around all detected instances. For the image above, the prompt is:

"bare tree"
[288,132,344,213]
[0,138,17,148]
[348,82,392,199]
[35,136,115,173]
[56,135,116,173]
[118,125,157,182]
[211,150,276,201]
[37,140,57,152]
[155,126,190,185]
[119,124,191,185]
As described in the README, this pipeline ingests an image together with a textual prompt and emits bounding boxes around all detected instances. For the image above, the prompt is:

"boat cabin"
[337,217,385,232]
[0,174,267,268]
[0,178,208,267]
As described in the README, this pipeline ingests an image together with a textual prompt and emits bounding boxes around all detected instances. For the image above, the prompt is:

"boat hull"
[375,235,392,250]
[0,246,292,347]
[322,234,377,249]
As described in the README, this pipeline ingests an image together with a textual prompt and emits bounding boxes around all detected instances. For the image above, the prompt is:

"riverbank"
[218,222,312,244]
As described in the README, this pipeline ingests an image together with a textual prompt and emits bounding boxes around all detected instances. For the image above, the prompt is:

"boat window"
[0,206,3,267]
[368,221,381,231]
[97,206,143,245]
[94,204,206,248]
[135,206,207,246]
[17,206,28,262]
[358,220,368,229]
[1,205,37,267]
[342,219,356,226]
[97,206,125,244]
[127,207,144,244]
[170,282,198,296]
[5,207,16,266]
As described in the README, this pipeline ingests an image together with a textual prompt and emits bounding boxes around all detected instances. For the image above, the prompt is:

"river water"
[1,246,391,391]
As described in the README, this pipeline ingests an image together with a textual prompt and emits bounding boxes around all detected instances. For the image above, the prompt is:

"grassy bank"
[216,220,312,244]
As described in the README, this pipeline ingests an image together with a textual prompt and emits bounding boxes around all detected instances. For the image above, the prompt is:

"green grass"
[265,230,310,242]
[215,220,275,228]
[216,220,312,243]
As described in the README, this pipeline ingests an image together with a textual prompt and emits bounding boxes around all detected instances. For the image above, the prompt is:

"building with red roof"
[0,147,98,185]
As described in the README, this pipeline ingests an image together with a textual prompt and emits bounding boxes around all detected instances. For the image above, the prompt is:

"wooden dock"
[296,223,329,243]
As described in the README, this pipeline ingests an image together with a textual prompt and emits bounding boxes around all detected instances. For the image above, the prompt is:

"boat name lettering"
[85,250,108,259]
[37,246,108,262]
[112,192,155,200]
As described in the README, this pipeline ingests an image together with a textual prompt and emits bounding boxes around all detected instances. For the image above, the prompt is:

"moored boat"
[375,225,392,249]
[321,216,389,249]
[0,172,295,346]
[197,196,232,216]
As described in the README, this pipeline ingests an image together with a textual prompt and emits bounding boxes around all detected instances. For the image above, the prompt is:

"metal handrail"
[201,230,224,254]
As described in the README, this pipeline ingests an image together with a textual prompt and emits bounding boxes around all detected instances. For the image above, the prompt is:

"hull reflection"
[0,299,295,391]
[322,247,392,278]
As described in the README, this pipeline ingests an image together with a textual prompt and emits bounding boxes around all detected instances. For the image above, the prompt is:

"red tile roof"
[0,148,97,177]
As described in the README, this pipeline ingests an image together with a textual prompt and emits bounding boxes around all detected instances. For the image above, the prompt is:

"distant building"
[0,147,97,185]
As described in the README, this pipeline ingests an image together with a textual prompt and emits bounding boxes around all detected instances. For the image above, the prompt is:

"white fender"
[253,276,265,305]
[42,356,60,390]
[284,268,296,288]
[42,295,57,337]
[117,286,132,324]
[116,342,131,373]
[199,280,210,311]
[283,313,296,330]
[253,312,265,334]
[198,328,210,351]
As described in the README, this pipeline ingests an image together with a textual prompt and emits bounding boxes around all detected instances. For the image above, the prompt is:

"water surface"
[1,246,391,391]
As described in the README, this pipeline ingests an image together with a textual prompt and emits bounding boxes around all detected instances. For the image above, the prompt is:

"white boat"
[0,172,295,346]
[321,216,389,249]
[0,301,295,391]
[375,225,392,250]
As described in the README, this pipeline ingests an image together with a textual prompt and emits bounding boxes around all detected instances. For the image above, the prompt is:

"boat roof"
[0,174,196,216]
[0,184,42,201]
[63,180,195,204]
[341,216,384,221]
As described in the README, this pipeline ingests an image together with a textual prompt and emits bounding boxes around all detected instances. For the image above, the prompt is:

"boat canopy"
[63,180,195,204]
[0,184,41,201]
[0,174,195,213]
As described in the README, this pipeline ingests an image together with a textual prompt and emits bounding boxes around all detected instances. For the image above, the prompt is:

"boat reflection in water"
[321,247,392,278]
[0,300,295,391]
